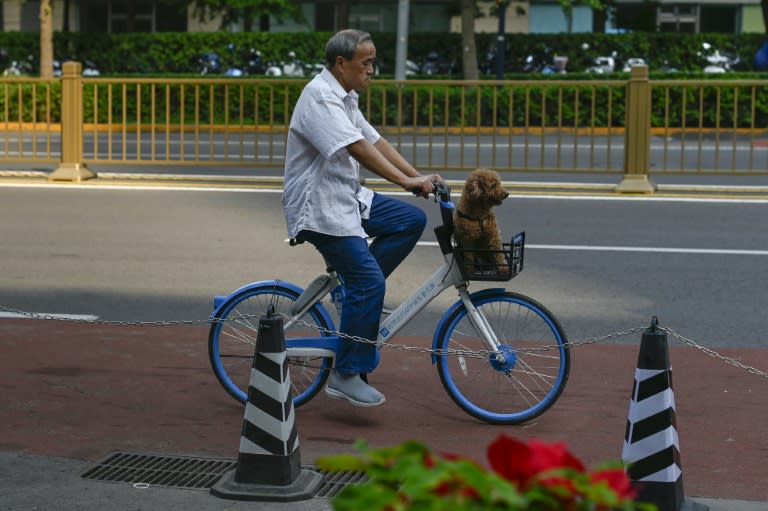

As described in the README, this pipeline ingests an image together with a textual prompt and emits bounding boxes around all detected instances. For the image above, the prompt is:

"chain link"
[281,313,647,357]
[2,304,765,378]
[661,326,768,378]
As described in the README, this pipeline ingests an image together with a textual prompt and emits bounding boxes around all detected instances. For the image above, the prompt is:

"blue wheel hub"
[489,344,517,371]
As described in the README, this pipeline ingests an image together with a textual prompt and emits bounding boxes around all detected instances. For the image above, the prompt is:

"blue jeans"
[299,193,427,375]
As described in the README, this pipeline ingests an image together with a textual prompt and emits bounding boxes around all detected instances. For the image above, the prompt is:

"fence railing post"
[48,61,96,182]
[616,65,656,194]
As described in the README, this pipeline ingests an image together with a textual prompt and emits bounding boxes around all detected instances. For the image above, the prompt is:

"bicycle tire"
[435,290,570,425]
[208,283,334,407]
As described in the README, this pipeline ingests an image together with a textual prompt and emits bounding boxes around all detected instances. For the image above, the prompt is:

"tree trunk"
[336,1,350,29]
[461,0,478,80]
[243,7,254,31]
[62,0,70,32]
[592,9,606,32]
[118,1,136,32]
[39,0,54,79]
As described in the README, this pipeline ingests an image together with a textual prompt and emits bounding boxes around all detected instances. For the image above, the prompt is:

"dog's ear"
[465,175,483,201]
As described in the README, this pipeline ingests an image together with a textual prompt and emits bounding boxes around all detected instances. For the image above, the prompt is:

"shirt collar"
[320,67,359,102]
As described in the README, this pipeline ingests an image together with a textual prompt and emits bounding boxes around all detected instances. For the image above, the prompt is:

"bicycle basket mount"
[453,231,525,282]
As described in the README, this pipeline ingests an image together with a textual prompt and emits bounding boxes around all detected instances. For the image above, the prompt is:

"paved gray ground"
[1,452,765,511]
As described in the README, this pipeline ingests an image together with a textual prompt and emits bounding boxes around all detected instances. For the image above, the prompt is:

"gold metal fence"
[1,62,766,190]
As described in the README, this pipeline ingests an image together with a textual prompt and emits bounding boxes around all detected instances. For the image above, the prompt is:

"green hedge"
[1,31,767,76]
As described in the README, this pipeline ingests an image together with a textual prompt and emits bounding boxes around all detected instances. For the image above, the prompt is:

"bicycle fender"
[210,280,335,330]
[430,287,506,364]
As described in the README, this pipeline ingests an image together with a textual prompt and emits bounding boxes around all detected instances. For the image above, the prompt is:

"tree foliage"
[188,0,305,30]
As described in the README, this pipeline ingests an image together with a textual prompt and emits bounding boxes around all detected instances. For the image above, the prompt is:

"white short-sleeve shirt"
[282,68,380,239]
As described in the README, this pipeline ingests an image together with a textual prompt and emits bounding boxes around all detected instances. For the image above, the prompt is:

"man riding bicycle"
[282,29,443,407]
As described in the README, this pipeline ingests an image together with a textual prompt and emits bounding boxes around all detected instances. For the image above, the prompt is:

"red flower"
[590,468,636,499]
[487,435,586,486]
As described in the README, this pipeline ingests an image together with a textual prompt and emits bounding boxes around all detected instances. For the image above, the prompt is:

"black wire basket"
[453,231,525,282]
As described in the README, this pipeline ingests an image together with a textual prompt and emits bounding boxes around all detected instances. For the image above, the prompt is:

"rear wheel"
[208,283,334,406]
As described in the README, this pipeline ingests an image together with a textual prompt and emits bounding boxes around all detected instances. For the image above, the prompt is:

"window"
[613,5,657,32]
[700,6,737,33]
[657,5,699,32]
[78,0,186,33]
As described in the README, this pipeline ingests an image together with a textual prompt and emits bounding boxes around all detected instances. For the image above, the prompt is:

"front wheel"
[208,283,334,407]
[436,291,570,425]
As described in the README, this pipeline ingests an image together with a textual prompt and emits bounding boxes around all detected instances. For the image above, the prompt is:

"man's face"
[336,41,376,92]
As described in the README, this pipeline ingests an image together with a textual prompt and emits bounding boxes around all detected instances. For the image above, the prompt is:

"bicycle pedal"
[291,274,334,315]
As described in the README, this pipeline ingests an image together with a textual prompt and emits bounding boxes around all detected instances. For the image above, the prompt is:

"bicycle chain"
[2,304,765,378]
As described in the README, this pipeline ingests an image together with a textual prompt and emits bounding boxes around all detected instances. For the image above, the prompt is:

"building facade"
[1,0,764,34]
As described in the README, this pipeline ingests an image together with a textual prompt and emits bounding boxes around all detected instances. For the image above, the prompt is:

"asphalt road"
[1,184,766,350]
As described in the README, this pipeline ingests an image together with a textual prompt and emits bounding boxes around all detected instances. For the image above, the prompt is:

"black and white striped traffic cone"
[211,307,323,501]
[622,317,707,511]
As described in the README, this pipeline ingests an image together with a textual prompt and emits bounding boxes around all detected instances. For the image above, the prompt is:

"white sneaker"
[325,371,386,407]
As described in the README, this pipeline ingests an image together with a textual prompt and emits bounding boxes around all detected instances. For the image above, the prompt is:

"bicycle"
[208,182,570,425]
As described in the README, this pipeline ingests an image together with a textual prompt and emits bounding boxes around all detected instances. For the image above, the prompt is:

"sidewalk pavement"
[1,451,766,511]
[3,169,768,200]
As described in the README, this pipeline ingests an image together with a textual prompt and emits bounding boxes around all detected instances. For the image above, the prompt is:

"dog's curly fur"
[453,168,509,275]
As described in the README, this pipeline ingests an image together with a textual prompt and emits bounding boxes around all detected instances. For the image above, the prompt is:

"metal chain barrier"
[662,326,768,378]
[1,304,765,378]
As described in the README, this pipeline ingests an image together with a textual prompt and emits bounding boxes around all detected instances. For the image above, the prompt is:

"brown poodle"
[453,168,510,276]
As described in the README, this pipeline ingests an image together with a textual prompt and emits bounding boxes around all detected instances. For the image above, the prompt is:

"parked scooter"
[2,50,35,76]
[191,51,222,75]
[586,51,617,73]
[698,42,743,73]
[581,43,646,74]
[245,48,267,75]
[622,57,647,72]
[54,57,100,76]
[265,51,313,77]
[521,47,567,74]
[419,50,456,76]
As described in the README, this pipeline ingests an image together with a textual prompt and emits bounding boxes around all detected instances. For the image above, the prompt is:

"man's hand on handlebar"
[407,174,445,198]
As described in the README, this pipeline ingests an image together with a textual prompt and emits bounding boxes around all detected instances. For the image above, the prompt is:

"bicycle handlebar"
[432,180,451,203]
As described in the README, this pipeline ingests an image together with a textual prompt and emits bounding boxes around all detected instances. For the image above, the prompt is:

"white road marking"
[414,241,768,256]
[0,312,99,320]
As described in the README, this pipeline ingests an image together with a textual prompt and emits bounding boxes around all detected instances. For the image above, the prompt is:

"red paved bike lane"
[1,318,766,502]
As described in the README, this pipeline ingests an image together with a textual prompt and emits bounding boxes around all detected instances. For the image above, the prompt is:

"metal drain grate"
[81,452,237,490]
[312,467,368,498]
[81,452,366,497]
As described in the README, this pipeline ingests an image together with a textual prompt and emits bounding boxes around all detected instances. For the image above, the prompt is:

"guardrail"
[1,61,767,192]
